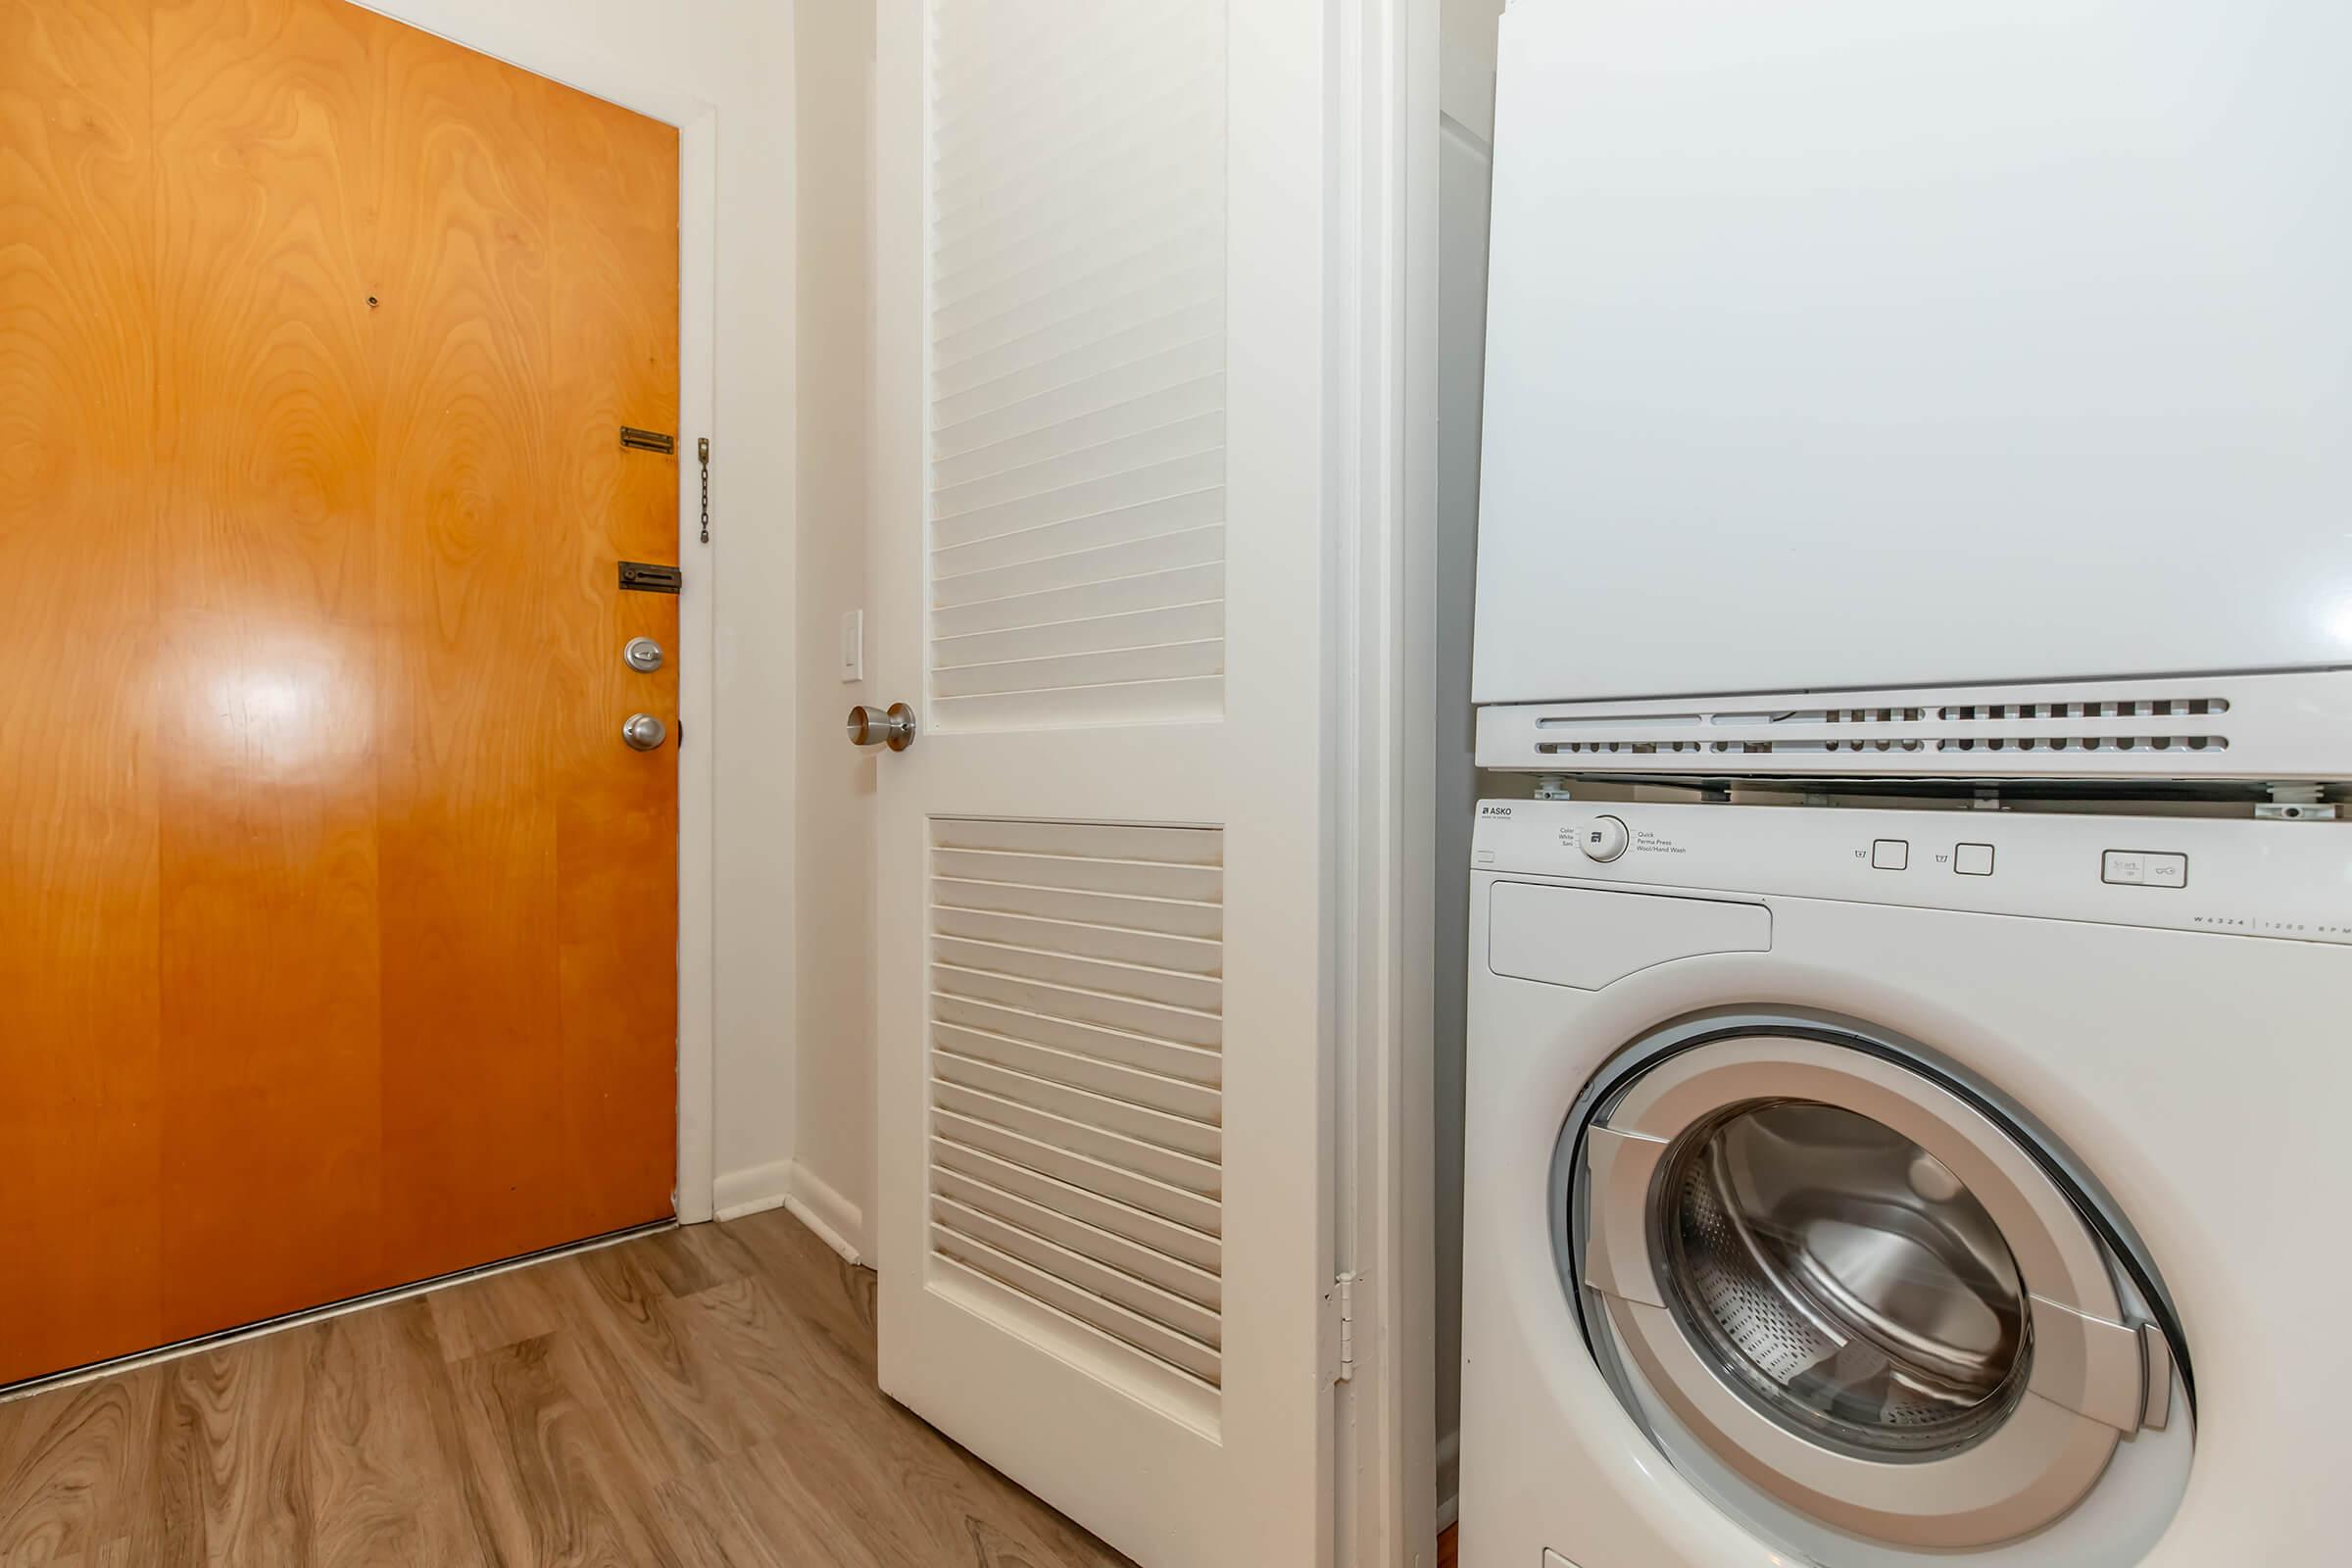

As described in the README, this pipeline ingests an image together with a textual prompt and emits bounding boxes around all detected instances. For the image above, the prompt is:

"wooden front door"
[0,0,681,1386]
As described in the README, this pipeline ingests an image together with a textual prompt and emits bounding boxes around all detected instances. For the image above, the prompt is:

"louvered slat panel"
[932,530,1223,614]
[933,994,1221,1087]
[928,816,1224,1393]
[930,563,1223,643]
[936,677,1227,734]
[931,308,1223,434]
[934,815,1223,863]
[929,375,1222,487]
[932,905,1220,975]
[935,1053,1221,1161]
[931,846,1221,902]
[932,486,1223,577]
[932,412,1224,519]
[928,0,1226,731]
[933,1082,1219,1196]
[933,934,1222,1011]
[933,1109,1221,1234]
[933,639,1225,702]
[933,1169,1222,1309]
[931,602,1224,673]
[931,1136,1221,1272]
[932,1247,1220,1389]
[932,340,1223,459]
[930,874,1224,938]
[931,249,1220,369]
[933,1198,1221,1347]
[933,1023,1221,1124]
[937,963,1220,1049]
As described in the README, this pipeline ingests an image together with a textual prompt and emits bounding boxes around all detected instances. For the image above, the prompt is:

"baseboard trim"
[712,1158,794,1222]
[1436,1428,1460,1533]
[782,1163,865,1265]
[713,1158,865,1266]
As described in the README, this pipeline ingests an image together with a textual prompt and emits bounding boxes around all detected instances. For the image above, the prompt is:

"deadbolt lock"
[624,636,664,673]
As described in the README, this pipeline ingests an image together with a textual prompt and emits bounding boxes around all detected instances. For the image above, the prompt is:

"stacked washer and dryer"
[1456,4,2352,1566]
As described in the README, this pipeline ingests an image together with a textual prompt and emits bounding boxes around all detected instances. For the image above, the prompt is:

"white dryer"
[1473,0,2352,705]
[1459,800,2351,1566]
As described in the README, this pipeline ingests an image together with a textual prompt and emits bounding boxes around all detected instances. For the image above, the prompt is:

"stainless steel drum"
[1658,1101,2030,1459]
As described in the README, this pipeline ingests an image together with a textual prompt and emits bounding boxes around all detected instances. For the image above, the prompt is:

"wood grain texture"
[0,0,166,1389]
[4,0,680,1386]
[150,0,389,1343]
[1439,1522,1457,1568]
[368,3,572,1281]
[0,1211,1138,1568]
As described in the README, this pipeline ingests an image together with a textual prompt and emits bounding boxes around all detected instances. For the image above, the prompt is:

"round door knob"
[622,712,667,751]
[1578,815,1630,862]
[846,702,917,753]
[623,636,664,672]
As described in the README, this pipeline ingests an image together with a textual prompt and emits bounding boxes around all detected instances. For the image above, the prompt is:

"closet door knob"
[846,702,917,753]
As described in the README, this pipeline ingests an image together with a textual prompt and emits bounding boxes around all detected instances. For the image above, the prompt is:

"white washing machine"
[1459,799,2352,1566]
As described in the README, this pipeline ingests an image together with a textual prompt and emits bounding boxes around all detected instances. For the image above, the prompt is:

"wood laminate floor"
[0,1208,1133,1567]
[1437,1524,1456,1568]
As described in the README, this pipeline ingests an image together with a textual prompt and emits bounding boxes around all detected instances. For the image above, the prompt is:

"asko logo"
[1478,805,1514,818]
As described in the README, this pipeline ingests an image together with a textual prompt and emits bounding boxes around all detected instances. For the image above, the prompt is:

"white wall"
[355,0,803,1220]
[787,0,881,1259]
[1435,0,1503,1528]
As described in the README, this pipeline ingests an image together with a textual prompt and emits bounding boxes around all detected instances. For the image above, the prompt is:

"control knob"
[1578,815,1630,863]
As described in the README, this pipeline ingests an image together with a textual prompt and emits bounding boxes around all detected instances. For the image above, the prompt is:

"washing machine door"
[1576,1032,2175,1550]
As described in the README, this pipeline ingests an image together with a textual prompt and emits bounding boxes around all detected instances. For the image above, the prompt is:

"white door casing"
[870,3,1339,1564]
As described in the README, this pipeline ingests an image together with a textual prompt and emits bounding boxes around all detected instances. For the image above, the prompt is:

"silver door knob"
[846,702,917,752]
[623,636,664,672]
[622,712,667,751]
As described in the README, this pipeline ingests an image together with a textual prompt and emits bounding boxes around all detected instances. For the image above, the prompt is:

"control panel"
[1472,800,2352,945]
[2102,851,2188,889]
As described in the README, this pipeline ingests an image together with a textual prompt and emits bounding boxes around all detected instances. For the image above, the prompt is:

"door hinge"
[1332,1270,1359,1385]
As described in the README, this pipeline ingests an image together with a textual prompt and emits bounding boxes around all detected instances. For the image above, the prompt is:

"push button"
[1955,843,1994,876]
[2144,853,2188,889]
[2102,852,2144,886]
[1871,839,1909,871]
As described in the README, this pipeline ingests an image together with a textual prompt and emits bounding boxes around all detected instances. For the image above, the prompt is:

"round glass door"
[1656,1100,2033,1460]
[1571,1030,2176,1551]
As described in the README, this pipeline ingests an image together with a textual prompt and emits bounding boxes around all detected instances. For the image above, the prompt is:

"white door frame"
[1336,0,1441,1560]
[352,2,724,1224]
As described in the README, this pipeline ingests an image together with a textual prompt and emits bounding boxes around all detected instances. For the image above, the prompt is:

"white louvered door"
[871,3,1338,1564]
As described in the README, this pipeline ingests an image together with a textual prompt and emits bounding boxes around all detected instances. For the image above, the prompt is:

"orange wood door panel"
[1,0,679,1386]
[151,0,391,1342]
[1,0,167,1388]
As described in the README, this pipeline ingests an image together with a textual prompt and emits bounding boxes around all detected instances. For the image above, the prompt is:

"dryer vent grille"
[1471,675,2341,780]
[1535,697,2229,758]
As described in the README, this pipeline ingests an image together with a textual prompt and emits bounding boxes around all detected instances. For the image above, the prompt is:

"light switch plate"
[839,609,863,683]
